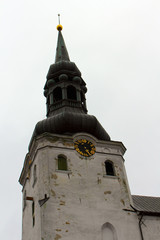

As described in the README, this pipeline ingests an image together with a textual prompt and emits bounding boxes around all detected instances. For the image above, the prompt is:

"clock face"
[74,139,96,157]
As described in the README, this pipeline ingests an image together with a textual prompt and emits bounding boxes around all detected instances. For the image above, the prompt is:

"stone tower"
[19,25,142,240]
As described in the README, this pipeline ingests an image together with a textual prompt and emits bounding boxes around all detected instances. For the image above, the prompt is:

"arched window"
[53,87,62,102]
[102,222,118,240]
[57,155,67,171]
[105,161,115,176]
[67,85,77,100]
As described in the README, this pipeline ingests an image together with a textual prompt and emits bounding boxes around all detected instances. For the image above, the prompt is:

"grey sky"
[1,0,160,239]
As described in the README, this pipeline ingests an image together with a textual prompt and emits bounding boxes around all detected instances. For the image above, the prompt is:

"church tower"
[19,24,141,240]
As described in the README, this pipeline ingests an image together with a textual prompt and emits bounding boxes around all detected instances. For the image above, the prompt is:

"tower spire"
[55,21,70,63]
[35,24,110,145]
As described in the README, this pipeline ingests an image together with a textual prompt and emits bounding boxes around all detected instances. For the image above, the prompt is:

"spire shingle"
[55,30,70,63]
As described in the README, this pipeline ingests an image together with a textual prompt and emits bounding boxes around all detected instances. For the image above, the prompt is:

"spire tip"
[57,14,63,31]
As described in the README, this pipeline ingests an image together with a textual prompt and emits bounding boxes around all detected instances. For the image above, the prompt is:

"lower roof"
[132,195,160,214]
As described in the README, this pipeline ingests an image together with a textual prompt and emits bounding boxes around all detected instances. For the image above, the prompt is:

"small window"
[58,155,67,171]
[46,96,50,113]
[67,85,77,100]
[32,201,35,226]
[105,161,115,176]
[53,87,62,102]
[81,91,85,105]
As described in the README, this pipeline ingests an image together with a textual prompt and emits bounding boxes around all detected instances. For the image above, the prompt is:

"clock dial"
[74,139,96,157]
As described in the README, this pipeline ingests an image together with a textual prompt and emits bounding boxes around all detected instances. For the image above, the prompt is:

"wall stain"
[56,229,61,232]
[43,204,46,209]
[97,177,101,184]
[60,200,65,206]
[123,179,126,186]
[51,174,58,179]
[121,199,125,206]
[46,136,59,143]
[104,191,111,195]
[66,221,70,225]
[51,189,56,197]
[62,141,74,147]
[122,179,128,193]
[54,234,61,240]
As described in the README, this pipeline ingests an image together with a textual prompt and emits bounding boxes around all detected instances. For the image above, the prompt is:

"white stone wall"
[141,216,160,240]
[22,155,41,240]
[21,133,160,240]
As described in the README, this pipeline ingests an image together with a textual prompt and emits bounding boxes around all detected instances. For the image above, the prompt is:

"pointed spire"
[55,24,70,63]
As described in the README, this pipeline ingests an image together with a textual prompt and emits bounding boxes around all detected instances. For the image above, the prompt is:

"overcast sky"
[1,0,160,239]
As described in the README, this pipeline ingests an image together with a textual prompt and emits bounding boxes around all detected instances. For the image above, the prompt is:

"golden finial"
[57,14,63,31]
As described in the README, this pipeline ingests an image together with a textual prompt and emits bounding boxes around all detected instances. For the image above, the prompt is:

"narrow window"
[81,91,85,105]
[23,190,26,210]
[67,85,77,100]
[32,201,35,226]
[58,155,67,171]
[47,96,50,105]
[33,165,37,187]
[53,87,62,102]
[46,96,50,112]
[105,161,115,176]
